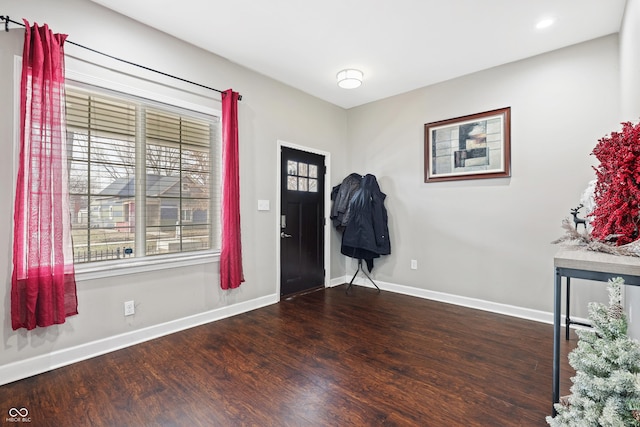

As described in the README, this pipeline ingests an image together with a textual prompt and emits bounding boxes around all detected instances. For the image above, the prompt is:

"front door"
[280,146,325,297]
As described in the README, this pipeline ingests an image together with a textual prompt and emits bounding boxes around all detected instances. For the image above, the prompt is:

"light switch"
[257,199,270,211]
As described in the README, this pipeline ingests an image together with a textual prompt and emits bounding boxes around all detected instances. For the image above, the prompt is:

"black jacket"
[340,174,390,271]
[330,173,362,230]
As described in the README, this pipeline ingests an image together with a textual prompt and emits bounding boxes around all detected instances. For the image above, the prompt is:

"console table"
[553,248,640,415]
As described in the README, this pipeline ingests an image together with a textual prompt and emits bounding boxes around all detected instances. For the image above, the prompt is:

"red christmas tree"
[590,121,640,245]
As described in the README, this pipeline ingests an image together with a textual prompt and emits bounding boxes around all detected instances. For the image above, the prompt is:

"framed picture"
[424,107,511,183]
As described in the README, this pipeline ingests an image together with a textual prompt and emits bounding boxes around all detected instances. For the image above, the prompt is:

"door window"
[287,160,318,193]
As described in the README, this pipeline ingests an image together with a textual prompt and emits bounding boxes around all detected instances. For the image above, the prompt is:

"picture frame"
[424,107,511,183]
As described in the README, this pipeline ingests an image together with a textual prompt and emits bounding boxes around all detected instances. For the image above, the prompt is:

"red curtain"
[220,89,244,289]
[11,21,78,330]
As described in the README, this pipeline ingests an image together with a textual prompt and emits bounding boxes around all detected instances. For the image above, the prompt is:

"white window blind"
[65,86,220,264]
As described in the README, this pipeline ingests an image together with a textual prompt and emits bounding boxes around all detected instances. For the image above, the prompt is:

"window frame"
[63,71,221,281]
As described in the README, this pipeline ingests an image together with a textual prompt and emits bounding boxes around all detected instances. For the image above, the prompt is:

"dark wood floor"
[0,285,576,426]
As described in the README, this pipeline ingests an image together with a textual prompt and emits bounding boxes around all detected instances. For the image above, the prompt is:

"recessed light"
[536,18,554,30]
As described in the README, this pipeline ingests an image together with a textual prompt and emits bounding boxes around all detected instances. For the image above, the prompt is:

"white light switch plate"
[257,200,270,211]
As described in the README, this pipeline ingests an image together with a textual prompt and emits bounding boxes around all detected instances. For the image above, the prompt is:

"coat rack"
[346,259,380,294]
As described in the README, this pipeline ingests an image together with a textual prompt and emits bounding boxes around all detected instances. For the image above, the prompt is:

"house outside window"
[66,85,220,264]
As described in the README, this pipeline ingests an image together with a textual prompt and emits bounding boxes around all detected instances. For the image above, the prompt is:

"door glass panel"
[287,176,298,191]
[298,177,308,191]
[287,160,319,193]
[287,160,298,176]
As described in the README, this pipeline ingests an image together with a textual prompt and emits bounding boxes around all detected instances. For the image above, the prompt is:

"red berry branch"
[590,121,640,245]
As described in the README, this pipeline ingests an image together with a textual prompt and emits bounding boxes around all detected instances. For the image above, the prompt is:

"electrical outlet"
[124,300,135,316]
[411,259,418,270]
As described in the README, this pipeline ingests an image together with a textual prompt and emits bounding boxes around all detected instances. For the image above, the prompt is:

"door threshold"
[281,285,325,301]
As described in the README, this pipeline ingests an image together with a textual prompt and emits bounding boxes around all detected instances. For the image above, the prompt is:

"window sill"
[74,251,220,282]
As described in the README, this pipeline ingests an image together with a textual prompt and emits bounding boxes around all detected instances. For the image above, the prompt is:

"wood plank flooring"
[0,285,576,426]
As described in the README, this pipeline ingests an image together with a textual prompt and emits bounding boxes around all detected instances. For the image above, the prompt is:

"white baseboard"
[347,276,589,326]
[329,276,348,287]
[0,294,278,387]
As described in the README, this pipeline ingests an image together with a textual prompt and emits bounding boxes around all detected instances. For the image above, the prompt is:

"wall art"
[424,107,511,182]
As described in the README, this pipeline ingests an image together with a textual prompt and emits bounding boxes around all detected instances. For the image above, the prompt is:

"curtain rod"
[1,15,242,101]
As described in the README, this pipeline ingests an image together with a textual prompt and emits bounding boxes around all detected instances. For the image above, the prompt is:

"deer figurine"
[570,204,587,230]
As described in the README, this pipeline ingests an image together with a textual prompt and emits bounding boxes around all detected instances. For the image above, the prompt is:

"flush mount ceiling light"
[336,69,363,89]
[536,18,554,29]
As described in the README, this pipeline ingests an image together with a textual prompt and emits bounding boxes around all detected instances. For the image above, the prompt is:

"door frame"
[276,139,331,300]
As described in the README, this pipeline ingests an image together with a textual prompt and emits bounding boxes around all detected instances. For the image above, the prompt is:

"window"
[286,160,319,192]
[66,85,220,264]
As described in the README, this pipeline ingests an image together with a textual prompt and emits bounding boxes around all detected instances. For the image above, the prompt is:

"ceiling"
[90,0,627,109]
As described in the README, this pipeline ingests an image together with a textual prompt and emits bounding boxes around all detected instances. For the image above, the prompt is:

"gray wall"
[346,35,620,315]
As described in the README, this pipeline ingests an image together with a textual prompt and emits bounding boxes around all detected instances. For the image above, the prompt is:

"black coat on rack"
[330,172,362,230]
[339,174,391,272]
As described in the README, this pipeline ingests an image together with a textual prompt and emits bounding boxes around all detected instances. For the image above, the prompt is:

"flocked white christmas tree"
[547,277,640,426]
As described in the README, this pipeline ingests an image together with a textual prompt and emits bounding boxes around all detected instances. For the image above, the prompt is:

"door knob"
[280,232,292,238]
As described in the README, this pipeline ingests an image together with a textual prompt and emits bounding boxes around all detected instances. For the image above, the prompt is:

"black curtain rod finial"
[2,15,23,32]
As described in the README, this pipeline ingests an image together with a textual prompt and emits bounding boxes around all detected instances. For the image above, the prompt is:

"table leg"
[565,277,571,340]
[552,267,562,415]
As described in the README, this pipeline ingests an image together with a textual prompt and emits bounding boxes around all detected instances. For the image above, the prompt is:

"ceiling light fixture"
[337,69,363,89]
[536,18,554,29]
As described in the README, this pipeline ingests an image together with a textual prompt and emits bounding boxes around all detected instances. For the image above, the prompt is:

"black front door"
[280,147,325,297]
